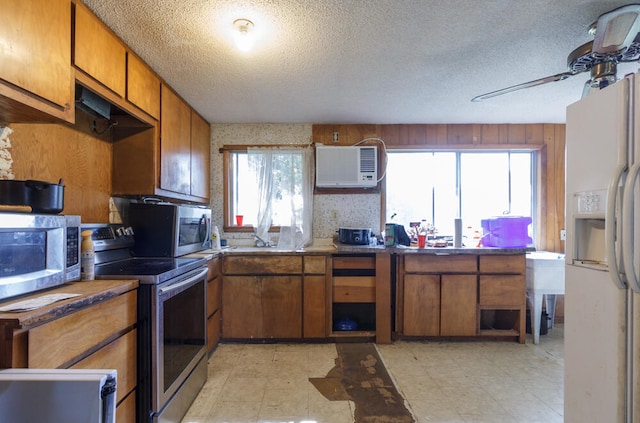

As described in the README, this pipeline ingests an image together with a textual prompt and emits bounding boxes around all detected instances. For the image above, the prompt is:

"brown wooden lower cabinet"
[0,281,138,422]
[71,329,137,407]
[206,257,222,353]
[116,390,137,423]
[399,254,525,342]
[222,254,329,340]
[222,275,302,338]
[402,273,476,336]
[303,274,327,338]
[440,274,477,336]
[403,274,440,336]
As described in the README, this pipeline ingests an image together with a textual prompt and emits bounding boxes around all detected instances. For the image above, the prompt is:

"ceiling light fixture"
[233,18,255,52]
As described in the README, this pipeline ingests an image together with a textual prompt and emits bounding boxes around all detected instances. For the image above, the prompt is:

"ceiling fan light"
[602,13,639,48]
[592,5,640,54]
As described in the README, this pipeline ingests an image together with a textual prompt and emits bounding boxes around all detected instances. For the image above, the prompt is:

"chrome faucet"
[254,234,271,247]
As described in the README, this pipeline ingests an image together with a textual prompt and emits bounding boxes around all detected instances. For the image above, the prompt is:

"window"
[224,146,314,248]
[385,150,535,238]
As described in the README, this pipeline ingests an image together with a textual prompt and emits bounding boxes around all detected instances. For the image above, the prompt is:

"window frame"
[221,144,310,233]
[380,144,543,241]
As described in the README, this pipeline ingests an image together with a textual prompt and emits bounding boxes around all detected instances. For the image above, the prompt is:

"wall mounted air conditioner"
[315,145,378,188]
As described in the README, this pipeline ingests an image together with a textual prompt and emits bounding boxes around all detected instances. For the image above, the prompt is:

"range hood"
[75,86,111,120]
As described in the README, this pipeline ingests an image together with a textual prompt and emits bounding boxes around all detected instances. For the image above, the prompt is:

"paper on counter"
[0,293,82,312]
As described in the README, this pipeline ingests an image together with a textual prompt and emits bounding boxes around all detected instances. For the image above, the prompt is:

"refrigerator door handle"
[623,162,640,291]
[606,163,628,289]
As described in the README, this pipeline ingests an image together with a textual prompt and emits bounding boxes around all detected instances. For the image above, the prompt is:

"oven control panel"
[82,224,134,251]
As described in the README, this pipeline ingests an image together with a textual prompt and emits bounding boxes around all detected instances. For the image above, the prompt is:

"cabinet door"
[222,275,262,338]
[440,274,477,336]
[403,274,440,336]
[262,276,302,338]
[190,111,210,199]
[160,85,192,195]
[304,275,327,338]
[74,2,126,97]
[127,53,160,118]
[0,0,72,119]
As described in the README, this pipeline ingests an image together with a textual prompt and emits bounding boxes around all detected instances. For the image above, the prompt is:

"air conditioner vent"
[359,148,376,172]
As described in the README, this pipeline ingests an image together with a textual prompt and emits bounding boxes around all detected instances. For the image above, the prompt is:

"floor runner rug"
[309,343,415,423]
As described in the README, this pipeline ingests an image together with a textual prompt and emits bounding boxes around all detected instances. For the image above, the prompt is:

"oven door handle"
[158,268,208,295]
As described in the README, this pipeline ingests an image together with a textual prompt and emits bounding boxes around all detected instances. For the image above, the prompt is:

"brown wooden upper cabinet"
[161,84,210,200]
[0,0,74,123]
[74,1,160,120]
[161,85,192,195]
[74,1,126,98]
[190,111,211,199]
[127,53,161,119]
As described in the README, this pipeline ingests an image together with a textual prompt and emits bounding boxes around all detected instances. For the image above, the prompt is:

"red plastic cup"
[417,234,426,248]
[235,215,244,226]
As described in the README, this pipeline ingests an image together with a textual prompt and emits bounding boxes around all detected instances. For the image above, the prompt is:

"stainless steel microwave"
[0,213,81,302]
[128,203,211,257]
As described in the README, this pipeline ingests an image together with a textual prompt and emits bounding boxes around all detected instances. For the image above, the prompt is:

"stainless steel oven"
[145,267,207,423]
[83,223,208,423]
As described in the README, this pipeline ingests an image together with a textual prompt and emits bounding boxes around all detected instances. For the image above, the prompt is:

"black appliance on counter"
[82,223,208,423]
[128,202,211,258]
[338,228,373,245]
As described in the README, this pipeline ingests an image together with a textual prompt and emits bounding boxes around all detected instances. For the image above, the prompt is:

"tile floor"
[182,326,564,423]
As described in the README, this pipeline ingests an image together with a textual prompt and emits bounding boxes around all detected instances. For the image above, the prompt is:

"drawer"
[404,254,477,273]
[223,255,302,274]
[479,275,525,306]
[304,255,327,274]
[333,276,376,302]
[479,254,525,274]
[333,256,375,270]
[28,290,137,368]
[72,329,136,403]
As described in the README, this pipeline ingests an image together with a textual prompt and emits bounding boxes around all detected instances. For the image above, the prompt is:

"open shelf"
[479,309,521,332]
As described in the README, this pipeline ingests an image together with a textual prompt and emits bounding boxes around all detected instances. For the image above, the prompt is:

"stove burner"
[94,256,204,284]
[96,257,198,275]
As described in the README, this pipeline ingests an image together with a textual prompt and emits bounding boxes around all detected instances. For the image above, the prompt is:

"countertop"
[335,243,534,255]
[192,243,533,256]
[0,280,138,330]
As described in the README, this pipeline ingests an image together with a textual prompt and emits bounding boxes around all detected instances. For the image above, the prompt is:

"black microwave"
[128,203,211,257]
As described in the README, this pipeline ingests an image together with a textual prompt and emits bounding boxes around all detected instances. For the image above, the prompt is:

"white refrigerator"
[565,72,640,423]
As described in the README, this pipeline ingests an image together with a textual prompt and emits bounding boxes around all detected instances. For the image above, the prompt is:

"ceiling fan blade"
[471,71,576,102]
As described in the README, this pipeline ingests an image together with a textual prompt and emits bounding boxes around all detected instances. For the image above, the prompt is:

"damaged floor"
[182,325,563,423]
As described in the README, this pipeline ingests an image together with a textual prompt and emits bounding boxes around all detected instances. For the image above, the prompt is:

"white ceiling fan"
[472,4,640,102]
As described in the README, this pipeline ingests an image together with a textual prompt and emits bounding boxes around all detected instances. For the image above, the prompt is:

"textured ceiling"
[82,0,640,124]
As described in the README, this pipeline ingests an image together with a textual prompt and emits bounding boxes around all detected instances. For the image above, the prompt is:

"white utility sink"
[526,251,565,344]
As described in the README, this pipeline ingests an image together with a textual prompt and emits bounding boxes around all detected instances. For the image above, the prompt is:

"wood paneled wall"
[313,124,566,253]
[8,113,112,222]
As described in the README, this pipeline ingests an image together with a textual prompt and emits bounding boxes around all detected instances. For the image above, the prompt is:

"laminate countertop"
[189,244,533,256]
[0,280,138,330]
